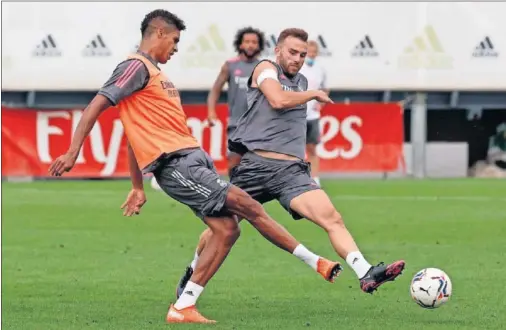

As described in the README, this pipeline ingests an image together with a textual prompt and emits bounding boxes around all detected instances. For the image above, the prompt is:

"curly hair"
[233,27,265,54]
[141,9,186,37]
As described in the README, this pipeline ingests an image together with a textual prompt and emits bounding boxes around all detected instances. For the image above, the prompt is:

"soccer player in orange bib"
[49,10,342,324]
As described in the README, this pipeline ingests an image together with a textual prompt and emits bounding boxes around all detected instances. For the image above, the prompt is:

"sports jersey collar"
[136,50,160,70]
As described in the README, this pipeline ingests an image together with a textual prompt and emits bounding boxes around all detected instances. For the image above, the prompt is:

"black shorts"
[151,148,232,219]
[306,119,320,145]
[230,152,320,220]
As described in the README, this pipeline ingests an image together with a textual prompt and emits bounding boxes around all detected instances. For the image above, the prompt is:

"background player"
[207,27,265,177]
[48,11,341,324]
[151,26,265,190]
[300,40,329,187]
[178,28,405,298]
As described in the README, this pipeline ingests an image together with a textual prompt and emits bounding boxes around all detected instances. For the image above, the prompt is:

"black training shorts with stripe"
[151,148,233,219]
[229,152,320,220]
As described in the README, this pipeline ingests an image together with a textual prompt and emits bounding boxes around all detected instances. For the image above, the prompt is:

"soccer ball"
[410,268,452,309]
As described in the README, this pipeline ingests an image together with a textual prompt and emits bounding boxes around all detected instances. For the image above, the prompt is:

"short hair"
[277,28,309,44]
[233,26,265,53]
[140,9,186,37]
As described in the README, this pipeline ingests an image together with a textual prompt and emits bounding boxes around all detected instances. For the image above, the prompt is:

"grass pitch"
[2,179,506,330]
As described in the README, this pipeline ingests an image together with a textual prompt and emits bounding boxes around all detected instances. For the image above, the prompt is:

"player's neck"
[274,60,295,79]
[138,43,159,63]
[239,53,257,62]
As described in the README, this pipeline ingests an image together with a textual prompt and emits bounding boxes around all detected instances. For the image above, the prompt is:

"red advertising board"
[318,103,404,171]
[1,103,404,177]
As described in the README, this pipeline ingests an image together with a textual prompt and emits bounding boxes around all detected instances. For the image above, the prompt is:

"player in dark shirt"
[206,27,264,177]
[176,28,405,301]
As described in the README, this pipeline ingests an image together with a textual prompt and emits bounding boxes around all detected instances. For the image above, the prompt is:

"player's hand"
[314,91,333,104]
[120,188,147,217]
[48,152,78,176]
[207,111,218,127]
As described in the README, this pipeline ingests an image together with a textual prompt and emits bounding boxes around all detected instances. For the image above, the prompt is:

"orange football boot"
[166,304,216,324]
[317,258,343,283]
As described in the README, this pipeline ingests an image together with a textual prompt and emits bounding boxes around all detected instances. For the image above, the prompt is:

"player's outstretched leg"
[167,216,240,324]
[175,185,342,299]
[289,189,405,294]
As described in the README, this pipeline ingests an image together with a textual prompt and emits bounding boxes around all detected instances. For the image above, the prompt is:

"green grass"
[2,179,506,330]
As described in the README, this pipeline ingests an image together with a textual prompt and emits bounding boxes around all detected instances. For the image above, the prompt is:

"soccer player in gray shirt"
[177,28,405,298]
[206,27,264,177]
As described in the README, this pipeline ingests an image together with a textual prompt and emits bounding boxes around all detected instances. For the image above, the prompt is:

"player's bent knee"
[318,209,345,232]
[213,221,241,246]
[224,226,241,246]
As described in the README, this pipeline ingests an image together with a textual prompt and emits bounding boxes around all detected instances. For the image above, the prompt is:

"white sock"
[346,251,372,279]
[314,177,321,186]
[292,244,319,271]
[190,250,199,269]
[174,281,204,310]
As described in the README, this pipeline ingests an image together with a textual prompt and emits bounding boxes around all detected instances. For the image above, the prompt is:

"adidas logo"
[472,36,498,57]
[315,35,332,57]
[32,34,62,57]
[82,34,111,57]
[397,25,453,69]
[262,34,278,56]
[262,34,331,57]
[187,25,225,53]
[182,24,227,68]
[351,35,378,57]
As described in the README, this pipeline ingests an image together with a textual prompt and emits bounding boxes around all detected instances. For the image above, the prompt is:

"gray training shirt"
[229,59,309,160]
[226,57,259,128]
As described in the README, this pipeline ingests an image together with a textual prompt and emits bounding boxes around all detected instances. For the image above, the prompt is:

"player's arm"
[48,95,112,176]
[207,62,229,125]
[48,59,149,176]
[120,139,147,217]
[126,140,143,190]
[251,61,331,110]
[67,95,111,158]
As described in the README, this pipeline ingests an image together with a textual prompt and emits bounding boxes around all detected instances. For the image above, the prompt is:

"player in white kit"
[299,40,329,187]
